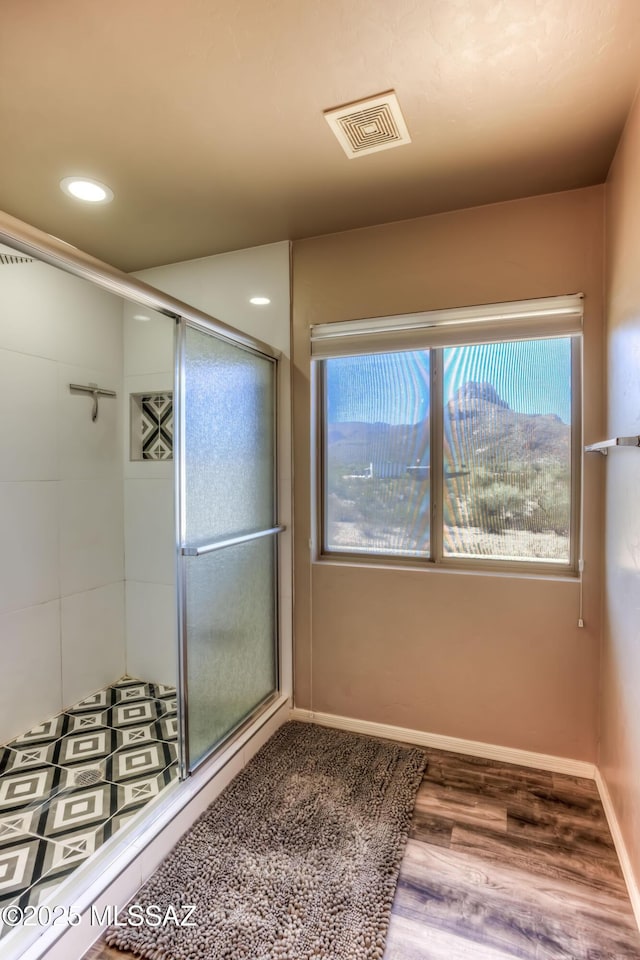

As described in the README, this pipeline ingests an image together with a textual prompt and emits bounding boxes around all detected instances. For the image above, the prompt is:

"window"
[315,296,582,574]
[324,351,431,557]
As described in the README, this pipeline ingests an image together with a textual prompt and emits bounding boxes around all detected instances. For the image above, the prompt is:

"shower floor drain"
[74,768,103,787]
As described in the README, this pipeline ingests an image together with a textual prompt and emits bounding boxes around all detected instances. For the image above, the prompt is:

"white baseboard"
[595,768,640,931]
[290,708,596,778]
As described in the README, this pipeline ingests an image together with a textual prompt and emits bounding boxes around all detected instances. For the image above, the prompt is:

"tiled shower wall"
[0,259,126,745]
[122,304,176,687]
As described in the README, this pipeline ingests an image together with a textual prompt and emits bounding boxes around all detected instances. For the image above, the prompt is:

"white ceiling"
[1,0,639,270]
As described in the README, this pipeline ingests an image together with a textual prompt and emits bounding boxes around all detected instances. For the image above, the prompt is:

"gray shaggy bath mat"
[105,720,426,960]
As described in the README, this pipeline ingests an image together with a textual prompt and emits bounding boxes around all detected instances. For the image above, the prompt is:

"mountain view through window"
[324,337,573,565]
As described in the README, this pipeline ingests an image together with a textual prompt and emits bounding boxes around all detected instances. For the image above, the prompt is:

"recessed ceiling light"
[60,177,114,204]
[133,314,151,322]
[250,296,271,306]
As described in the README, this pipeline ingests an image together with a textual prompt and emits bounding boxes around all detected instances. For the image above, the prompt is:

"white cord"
[578,558,584,628]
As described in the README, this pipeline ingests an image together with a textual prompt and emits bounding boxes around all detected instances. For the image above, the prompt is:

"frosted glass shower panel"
[184,327,275,544]
[185,536,277,767]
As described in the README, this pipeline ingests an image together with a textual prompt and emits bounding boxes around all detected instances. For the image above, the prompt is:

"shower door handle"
[181,525,285,557]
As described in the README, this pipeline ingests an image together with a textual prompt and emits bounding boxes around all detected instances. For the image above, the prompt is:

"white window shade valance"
[310,294,584,358]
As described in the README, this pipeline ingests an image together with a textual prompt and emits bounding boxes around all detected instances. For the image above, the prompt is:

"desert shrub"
[465,480,529,533]
[451,463,571,535]
[534,481,571,536]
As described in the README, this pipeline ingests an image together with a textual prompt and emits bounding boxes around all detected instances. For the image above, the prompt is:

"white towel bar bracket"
[584,436,640,456]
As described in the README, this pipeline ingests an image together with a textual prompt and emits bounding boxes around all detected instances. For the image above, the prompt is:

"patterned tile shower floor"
[0,678,179,936]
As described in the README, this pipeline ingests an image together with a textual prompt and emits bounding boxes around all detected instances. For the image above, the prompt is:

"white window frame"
[313,295,583,577]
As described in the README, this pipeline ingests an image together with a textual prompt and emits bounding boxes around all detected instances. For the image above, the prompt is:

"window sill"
[314,552,580,582]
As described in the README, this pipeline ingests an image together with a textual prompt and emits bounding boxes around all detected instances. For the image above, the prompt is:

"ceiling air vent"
[324,91,411,159]
[0,243,33,265]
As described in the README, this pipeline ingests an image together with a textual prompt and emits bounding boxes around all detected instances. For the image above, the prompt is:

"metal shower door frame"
[174,315,283,778]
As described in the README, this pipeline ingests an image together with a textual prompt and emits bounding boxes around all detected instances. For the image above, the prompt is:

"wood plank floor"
[385,749,640,959]
[85,748,640,960]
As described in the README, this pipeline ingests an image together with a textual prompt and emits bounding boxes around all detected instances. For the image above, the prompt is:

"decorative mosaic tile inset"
[141,393,173,460]
[0,677,179,938]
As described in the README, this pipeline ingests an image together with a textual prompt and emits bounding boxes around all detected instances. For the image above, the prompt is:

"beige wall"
[292,187,605,761]
[602,92,640,884]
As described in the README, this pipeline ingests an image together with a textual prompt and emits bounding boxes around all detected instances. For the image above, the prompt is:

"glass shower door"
[177,320,280,771]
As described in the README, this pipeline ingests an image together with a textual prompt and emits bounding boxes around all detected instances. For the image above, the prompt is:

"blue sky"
[326,338,572,425]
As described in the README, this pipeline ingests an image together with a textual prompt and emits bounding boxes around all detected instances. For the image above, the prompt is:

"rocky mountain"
[447,380,509,417]
[327,419,430,472]
[328,381,569,472]
[446,381,569,466]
